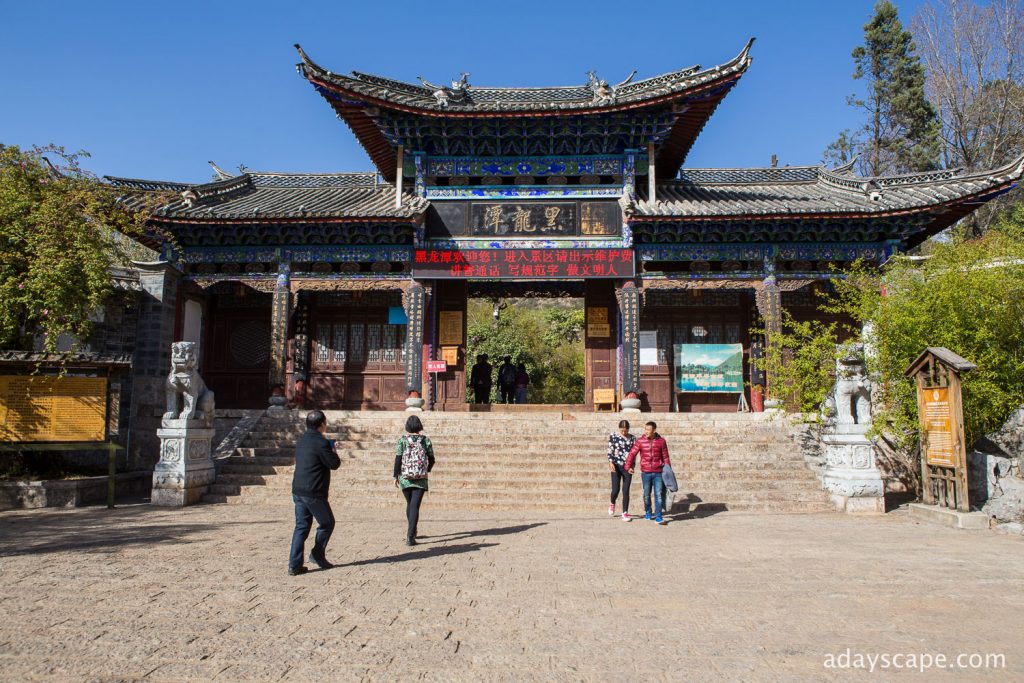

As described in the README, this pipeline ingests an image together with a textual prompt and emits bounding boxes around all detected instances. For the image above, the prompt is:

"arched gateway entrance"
[112,41,1022,417]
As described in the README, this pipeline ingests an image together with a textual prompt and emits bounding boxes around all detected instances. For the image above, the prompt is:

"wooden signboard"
[593,388,616,412]
[922,387,955,466]
[905,348,976,512]
[438,310,463,346]
[0,376,108,443]
[441,346,459,366]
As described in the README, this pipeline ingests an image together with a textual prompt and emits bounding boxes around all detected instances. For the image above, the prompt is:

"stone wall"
[128,263,181,471]
[969,406,1024,527]
[0,472,150,511]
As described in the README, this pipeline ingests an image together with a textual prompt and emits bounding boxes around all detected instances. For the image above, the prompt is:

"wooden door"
[308,297,406,410]
[203,292,273,409]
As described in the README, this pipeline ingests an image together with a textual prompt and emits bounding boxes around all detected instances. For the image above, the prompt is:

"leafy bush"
[750,311,850,414]
[752,212,1024,457]
[831,217,1024,450]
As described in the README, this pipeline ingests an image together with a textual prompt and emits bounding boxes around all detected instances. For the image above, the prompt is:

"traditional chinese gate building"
[109,40,1024,412]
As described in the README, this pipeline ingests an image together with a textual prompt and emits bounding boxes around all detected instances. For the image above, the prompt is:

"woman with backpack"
[393,415,435,546]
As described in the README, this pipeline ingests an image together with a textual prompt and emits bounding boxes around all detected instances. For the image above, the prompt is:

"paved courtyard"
[0,500,1021,682]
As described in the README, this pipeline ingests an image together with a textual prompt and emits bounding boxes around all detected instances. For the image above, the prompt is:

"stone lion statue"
[164,342,215,422]
[832,344,871,426]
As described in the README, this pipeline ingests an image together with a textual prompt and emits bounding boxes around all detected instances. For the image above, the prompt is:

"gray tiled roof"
[295,41,752,114]
[107,171,426,220]
[632,156,1024,218]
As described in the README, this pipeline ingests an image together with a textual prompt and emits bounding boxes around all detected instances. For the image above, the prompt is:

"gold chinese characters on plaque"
[922,387,955,466]
[587,307,610,337]
[439,310,464,346]
[0,376,107,443]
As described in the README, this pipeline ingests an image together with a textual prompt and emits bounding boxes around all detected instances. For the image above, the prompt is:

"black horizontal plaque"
[425,200,620,238]
[413,248,635,279]
[470,202,575,236]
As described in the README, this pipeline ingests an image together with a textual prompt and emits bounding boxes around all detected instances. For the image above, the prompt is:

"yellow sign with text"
[922,386,955,466]
[0,376,107,443]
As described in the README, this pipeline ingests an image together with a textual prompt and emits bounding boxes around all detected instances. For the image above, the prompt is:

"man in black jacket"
[288,410,341,575]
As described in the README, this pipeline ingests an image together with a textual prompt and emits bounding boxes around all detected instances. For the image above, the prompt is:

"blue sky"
[1,0,929,183]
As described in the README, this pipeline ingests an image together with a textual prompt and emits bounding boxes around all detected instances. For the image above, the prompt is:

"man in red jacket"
[625,421,670,524]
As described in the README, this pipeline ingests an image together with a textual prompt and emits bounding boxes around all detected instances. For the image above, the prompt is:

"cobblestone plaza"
[1,502,1021,681]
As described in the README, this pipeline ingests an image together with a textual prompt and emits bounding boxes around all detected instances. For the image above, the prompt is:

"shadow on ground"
[339,542,500,567]
[0,505,273,556]
[417,522,546,543]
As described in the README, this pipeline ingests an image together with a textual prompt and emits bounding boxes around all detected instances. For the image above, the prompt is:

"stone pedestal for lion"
[152,342,216,507]
[821,425,885,513]
[820,345,885,514]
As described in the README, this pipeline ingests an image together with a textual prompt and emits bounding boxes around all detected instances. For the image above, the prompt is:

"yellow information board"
[922,387,955,466]
[0,376,108,443]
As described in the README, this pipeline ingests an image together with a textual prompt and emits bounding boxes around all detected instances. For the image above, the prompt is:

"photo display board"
[673,344,744,393]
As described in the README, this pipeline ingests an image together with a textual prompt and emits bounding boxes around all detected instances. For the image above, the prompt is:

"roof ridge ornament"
[586,70,637,104]
[830,155,859,176]
[418,73,471,107]
[208,160,233,180]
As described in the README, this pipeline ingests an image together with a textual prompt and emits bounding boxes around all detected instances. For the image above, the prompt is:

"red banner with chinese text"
[412,248,635,279]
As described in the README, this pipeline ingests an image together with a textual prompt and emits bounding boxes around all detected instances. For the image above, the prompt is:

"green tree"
[465,299,584,404]
[825,1,943,175]
[0,144,160,352]
[912,0,1024,234]
[828,217,1024,449]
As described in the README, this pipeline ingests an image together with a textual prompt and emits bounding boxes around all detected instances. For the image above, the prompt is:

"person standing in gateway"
[288,410,341,575]
[497,356,517,404]
[470,354,493,404]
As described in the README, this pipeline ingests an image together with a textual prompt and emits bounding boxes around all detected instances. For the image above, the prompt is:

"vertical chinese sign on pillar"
[904,347,976,512]
[616,283,640,396]
[403,284,425,398]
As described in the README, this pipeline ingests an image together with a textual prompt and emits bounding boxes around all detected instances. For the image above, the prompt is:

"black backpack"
[499,364,516,386]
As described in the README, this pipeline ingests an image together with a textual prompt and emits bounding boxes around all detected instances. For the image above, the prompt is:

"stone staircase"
[203,411,835,513]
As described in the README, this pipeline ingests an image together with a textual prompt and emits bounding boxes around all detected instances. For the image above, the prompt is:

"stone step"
[243,433,792,446]
[216,466,823,489]
[201,492,833,513]
[199,491,831,511]
[272,410,775,420]
[212,481,830,502]
[217,460,815,479]
[204,411,830,513]
[232,448,803,461]
[223,457,807,472]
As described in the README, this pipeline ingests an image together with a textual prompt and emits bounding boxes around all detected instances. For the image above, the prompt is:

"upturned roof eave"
[296,40,754,179]
[632,153,1024,224]
[294,39,754,117]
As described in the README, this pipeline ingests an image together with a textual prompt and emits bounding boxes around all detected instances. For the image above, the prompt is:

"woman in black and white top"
[607,419,637,522]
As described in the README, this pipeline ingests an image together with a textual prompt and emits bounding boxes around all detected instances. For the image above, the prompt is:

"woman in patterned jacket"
[607,419,637,522]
